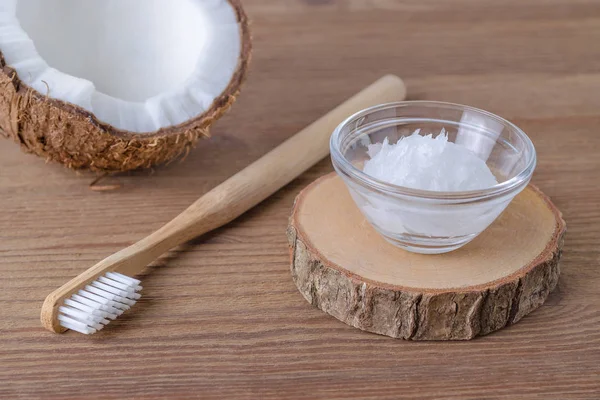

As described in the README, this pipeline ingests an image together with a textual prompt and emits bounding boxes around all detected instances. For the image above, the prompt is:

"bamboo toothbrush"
[41,75,407,334]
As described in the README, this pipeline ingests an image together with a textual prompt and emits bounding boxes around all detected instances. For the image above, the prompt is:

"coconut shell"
[0,0,251,172]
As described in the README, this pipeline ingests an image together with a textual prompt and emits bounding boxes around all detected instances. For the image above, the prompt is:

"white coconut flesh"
[0,0,242,133]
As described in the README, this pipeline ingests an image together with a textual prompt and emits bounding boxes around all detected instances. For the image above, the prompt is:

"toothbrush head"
[48,272,142,334]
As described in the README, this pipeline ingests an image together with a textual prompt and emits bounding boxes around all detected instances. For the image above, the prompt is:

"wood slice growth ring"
[287,173,566,340]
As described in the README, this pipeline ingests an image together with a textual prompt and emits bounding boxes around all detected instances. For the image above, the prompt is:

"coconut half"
[0,0,251,171]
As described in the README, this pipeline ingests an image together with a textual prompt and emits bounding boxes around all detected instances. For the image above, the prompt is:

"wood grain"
[1,0,599,398]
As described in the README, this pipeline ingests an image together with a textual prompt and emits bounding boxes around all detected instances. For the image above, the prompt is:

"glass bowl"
[330,101,536,254]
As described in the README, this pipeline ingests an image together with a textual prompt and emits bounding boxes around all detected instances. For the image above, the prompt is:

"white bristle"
[58,272,142,334]
[98,276,135,292]
[64,298,111,318]
[106,272,141,286]
[97,279,142,299]
[68,295,117,319]
[84,285,129,309]
[91,281,131,297]
[74,292,124,315]
[58,315,97,335]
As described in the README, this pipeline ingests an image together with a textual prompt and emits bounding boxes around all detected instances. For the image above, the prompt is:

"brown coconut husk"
[0,0,251,172]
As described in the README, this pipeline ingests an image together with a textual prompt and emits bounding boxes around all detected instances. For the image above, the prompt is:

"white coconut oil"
[363,130,498,191]
[349,130,507,239]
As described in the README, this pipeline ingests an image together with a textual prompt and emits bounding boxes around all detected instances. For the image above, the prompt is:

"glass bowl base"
[381,232,477,255]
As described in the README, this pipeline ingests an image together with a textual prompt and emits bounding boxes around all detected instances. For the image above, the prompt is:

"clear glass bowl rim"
[330,101,537,201]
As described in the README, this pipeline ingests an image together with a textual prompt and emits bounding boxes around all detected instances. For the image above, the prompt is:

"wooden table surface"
[2,1,600,398]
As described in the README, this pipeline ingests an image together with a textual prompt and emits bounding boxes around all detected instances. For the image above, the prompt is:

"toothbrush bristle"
[58,272,142,334]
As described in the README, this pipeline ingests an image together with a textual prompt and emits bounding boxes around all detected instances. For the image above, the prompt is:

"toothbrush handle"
[42,75,406,333]
[128,75,406,269]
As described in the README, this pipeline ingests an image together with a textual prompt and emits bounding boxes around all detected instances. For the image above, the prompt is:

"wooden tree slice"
[288,173,566,340]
